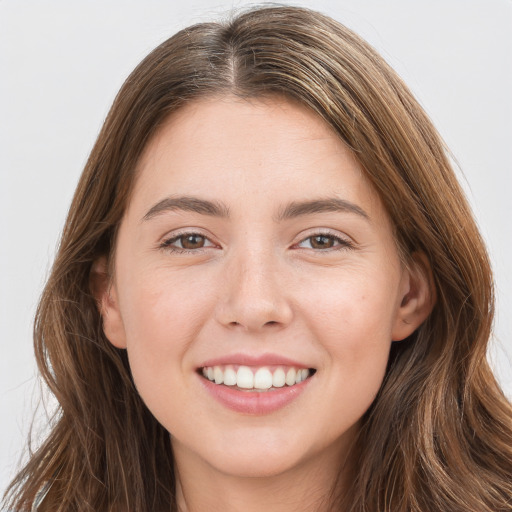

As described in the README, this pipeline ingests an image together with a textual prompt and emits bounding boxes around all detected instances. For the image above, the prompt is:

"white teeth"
[272,368,286,388]
[236,366,254,389]
[202,364,312,390]
[214,366,223,384]
[254,368,273,390]
[295,368,310,383]
[285,368,296,386]
[223,366,237,386]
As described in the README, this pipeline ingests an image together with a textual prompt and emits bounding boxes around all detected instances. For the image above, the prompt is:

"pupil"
[182,235,204,249]
[312,235,333,249]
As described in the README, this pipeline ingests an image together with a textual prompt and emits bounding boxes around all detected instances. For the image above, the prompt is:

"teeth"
[285,368,296,386]
[295,368,309,384]
[201,365,312,390]
[254,368,273,389]
[237,366,254,389]
[214,366,224,385]
[223,366,237,386]
[272,368,286,388]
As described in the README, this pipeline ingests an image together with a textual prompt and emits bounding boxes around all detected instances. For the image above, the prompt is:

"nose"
[215,248,293,332]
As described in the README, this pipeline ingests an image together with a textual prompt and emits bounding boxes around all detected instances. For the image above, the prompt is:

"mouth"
[199,364,317,392]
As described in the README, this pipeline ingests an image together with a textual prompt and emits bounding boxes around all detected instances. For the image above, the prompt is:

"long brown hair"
[4,6,512,511]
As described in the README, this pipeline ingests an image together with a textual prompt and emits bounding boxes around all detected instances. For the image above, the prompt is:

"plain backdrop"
[1,0,511,494]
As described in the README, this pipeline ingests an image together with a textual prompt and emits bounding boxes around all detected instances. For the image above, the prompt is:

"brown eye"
[297,233,352,251]
[162,232,215,252]
[309,235,335,249]
[180,234,206,249]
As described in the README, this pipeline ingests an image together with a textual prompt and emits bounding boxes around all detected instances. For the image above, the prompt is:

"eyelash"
[295,231,354,251]
[159,231,354,254]
[160,231,216,254]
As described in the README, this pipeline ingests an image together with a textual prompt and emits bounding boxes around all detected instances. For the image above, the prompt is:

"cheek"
[120,265,213,341]
[116,269,214,405]
[302,267,399,391]
[304,266,400,342]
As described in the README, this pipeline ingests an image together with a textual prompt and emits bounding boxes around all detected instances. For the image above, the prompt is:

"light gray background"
[1,0,511,495]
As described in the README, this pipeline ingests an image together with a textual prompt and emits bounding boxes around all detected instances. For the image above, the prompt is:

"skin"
[96,96,432,512]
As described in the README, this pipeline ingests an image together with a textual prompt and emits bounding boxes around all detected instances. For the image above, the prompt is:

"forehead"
[128,95,382,219]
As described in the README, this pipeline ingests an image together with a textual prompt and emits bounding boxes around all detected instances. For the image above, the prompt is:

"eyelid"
[292,229,355,250]
[157,227,354,253]
[159,228,220,252]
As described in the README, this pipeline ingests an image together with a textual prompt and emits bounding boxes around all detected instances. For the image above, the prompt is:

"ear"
[392,252,436,341]
[90,256,127,349]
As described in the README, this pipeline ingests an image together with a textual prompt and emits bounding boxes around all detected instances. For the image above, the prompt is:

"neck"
[172,434,356,512]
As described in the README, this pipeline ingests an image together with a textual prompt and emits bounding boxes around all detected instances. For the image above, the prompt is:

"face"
[99,96,429,480]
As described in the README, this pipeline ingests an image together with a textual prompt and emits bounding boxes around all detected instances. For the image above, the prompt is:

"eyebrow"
[142,196,230,221]
[276,198,369,221]
[142,195,369,222]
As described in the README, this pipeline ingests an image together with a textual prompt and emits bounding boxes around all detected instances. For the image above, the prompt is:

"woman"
[4,5,512,511]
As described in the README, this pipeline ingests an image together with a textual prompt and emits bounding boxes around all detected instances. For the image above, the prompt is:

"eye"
[161,232,216,252]
[297,233,352,250]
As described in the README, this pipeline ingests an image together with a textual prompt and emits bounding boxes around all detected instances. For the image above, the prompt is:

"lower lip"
[199,374,312,415]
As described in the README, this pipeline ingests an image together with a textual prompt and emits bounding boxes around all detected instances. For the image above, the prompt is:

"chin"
[211,449,308,479]
[196,426,336,479]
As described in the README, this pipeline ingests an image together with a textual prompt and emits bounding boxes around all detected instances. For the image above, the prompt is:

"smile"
[198,360,316,414]
[201,365,314,391]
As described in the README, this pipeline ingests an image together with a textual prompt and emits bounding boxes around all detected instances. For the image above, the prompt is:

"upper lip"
[199,352,313,369]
